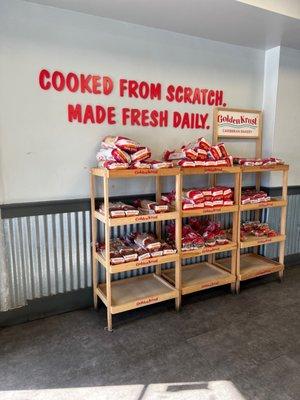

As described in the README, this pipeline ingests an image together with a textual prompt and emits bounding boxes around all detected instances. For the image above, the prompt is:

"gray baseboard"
[0,288,93,328]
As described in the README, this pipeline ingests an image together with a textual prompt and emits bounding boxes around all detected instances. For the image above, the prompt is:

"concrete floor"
[0,267,299,400]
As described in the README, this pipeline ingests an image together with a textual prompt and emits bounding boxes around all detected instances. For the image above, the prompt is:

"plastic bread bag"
[183,148,198,161]
[197,137,211,151]
[131,147,151,162]
[98,160,129,170]
[177,159,195,167]
[114,136,141,154]
[131,160,152,169]
[150,160,173,169]
[134,232,161,251]
[207,145,222,161]
[138,199,169,213]
[99,202,126,218]
[161,241,177,255]
[163,149,185,161]
[217,142,229,158]
[97,147,131,164]
[131,244,151,260]
[183,188,204,202]
[197,149,208,161]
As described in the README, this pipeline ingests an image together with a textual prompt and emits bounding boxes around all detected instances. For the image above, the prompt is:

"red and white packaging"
[217,143,229,158]
[223,199,234,206]
[241,195,251,204]
[211,187,223,197]
[193,202,205,209]
[163,150,185,161]
[207,145,222,161]
[114,136,140,154]
[183,148,198,161]
[96,148,115,161]
[216,159,228,166]
[213,199,224,207]
[150,249,164,257]
[134,233,161,251]
[197,149,207,161]
[139,199,169,213]
[131,245,151,261]
[222,187,233,197]
[182,199,195,210]
[96,148,131,164]
[101,135,117,149]
[131,147,151,162]
[131,160,152,169]
[202,188,212,197]
[204,201,214,207]
[197,137,211,151]
[161,242,177,255]
[194,160,206,167]
[99,161,129,170]
[224,156,233,166]
[177,159,195,167]
[151,160,173,169]
[183,189,204,202]
[204,160,217,166]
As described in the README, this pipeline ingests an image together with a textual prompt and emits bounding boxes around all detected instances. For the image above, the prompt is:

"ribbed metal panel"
[2,212,92,310]
[1,194,300,311]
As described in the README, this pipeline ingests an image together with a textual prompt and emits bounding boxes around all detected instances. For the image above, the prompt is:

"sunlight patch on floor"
[0,381,246,400]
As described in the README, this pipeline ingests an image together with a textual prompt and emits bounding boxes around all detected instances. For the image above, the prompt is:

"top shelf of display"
[240,164,289,173]
[90,167,181,178]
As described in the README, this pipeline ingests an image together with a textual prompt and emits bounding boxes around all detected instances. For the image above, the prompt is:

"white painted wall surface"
[261,47,280,187]
[0,0,265,202]
[270,47,300,186]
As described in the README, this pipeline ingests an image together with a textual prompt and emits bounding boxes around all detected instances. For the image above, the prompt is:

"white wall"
[261,47,280,187]
[270,47,300,186]
[0,0,265,202]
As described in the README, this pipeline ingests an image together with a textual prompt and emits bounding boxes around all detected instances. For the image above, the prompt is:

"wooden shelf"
[240,234,285,249]
[182,205,238,217]
[181,165,240,175]
[240,164,289,173]
[181,241,237,259]
[95,251,179,273]
[162,262,235,295]
[240,198,287,211]
[91,167,181,178]
[216,253,284,281]
[94,210,179,226]
[97,274,177,314]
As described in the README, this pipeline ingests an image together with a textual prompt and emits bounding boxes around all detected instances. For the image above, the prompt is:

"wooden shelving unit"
[233,163,289,292]
[162,165,240,297]
[90,167,182,331]
[90,162,289,328]
[212,107,289,293]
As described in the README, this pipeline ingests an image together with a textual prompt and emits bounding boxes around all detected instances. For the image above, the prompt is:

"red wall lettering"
[39,68,225,129]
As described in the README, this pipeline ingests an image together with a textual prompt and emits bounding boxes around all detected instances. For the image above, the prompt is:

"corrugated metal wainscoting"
[1,193,300,311]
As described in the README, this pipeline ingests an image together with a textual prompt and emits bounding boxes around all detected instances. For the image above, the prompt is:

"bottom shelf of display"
[162,262,235,295]
[216,253,284,281]
[97,274,177,314]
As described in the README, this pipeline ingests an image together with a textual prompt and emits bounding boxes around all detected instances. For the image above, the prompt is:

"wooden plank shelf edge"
[94,210,179,226]
[95,251,179,273]
[97,274,178,314]
[182,205,238,217]
[240,199,287,211]
[239,234,285,249]
[181,241,237,259]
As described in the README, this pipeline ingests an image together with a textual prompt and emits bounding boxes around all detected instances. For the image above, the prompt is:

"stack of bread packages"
[97,135,173,170]
[163,137,233,167]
